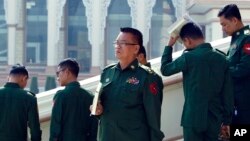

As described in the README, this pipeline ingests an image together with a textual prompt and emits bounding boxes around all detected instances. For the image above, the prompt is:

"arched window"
[105,0,131,65]
[66,0,91,73]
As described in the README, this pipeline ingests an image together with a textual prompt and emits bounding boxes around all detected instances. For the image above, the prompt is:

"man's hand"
[168,36,179,47]
[219,125,230,140]
[90,101,103,115]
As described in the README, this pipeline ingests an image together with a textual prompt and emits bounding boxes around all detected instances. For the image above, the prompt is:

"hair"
[9,64,29,78]
[218,4,242,21]
[58,58,79,77]
[120,27,143,47]
[138,46,147,58]
[179,22,204,40]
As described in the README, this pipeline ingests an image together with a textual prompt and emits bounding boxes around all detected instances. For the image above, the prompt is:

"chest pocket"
[120,83,141,105]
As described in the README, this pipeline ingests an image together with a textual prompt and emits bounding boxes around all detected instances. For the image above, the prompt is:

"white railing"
[37,37,231,141]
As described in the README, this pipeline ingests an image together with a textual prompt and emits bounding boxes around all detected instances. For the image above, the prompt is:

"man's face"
[56,67,67,86]
[114,32,139,61]
[219,16,237,36]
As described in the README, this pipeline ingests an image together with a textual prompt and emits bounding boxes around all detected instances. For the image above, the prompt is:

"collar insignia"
[105,78,110,82]
[126,77,139,85]
[131,65,135,70]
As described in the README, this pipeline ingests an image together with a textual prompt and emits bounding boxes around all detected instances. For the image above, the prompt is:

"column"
[128,0,156,47]
[83,0,111,72]
[46,0,66,72]
[15,0,25,64]
[5,0,18,65]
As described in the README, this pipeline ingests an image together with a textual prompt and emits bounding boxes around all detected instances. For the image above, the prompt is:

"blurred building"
[0,0,250,89]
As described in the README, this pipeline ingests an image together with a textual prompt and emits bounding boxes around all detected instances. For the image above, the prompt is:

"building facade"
[0,0,250,89]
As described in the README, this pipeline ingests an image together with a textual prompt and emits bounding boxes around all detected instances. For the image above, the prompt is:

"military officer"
[94,27,164,141]
[218,4,250,125]
[0,64,42,141]
[50,58,98,141]
[161,23,234,141]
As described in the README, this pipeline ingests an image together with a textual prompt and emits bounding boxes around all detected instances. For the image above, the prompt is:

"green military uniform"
[99,59,164,141]
[50,81,98,141]
[161,43,234,141]
[227,25,250,124]
[0,82,42,141]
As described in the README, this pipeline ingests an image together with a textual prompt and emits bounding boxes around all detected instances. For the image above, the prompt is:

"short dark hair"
[58,58,79,77]
[180,22,204,40]
[9,64,29,78]
[138,46,147,58]
[120,27,143,47]
[218,4,242,21]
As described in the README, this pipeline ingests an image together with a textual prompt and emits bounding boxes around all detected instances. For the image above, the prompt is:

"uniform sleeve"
[229,39,250,78]
[161,46,187,76]
[87,94,98,141]
[49,92,63,141]
[221,65,234,125]
[28,97,42,141]
[143,73,165,141]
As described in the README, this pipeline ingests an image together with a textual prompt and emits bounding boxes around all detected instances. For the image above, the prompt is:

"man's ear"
[231,17,239,25]
[134,45,140,55]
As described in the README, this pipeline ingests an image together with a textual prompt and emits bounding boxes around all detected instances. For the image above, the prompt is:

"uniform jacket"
[227,25,250,111]
[50,81,98,141]
[0,82,41,141]
[161,43,234,131]
[99,59,164,141]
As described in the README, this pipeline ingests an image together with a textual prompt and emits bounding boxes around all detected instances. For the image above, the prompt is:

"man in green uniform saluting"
[0,64,42,141]
[218,4,250,125]
[50,58,98,141]
[161,23,234,141]
[94,27,164,141]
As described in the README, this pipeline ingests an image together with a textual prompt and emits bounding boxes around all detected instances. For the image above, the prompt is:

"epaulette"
[244,29,250,35]
[26,90,36,97]
[139,64,154,74]
[214,48,226,56]
[103,63,116,70]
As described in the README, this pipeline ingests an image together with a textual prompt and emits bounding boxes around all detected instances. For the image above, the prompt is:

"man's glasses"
[56,68,65,77]
[113,41,138,47]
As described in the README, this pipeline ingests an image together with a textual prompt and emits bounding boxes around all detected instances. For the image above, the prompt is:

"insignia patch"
[149,82,158,95]
[243,44,250,54]
[126,77,139,85]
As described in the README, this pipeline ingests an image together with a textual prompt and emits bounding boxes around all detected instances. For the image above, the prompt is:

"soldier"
[218,4,250,125]
[137,45,151,67]
[0,64,42,141]
[50,58,98,141]
[161,23,234,141]
[94,27,164,141]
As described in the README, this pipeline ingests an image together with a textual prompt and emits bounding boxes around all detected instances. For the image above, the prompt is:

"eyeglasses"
[113,41,138,47]
[56,68,65,77]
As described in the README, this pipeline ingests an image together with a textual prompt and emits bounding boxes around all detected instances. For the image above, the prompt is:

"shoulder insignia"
[104,63,116,70]
[243,43,250,55]
[244,29,250,35]
[26,91,36,97]
[139,64,154,74]
[214,48,226,56]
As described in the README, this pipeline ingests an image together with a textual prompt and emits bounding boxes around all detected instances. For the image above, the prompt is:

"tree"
[29,76,39,94]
